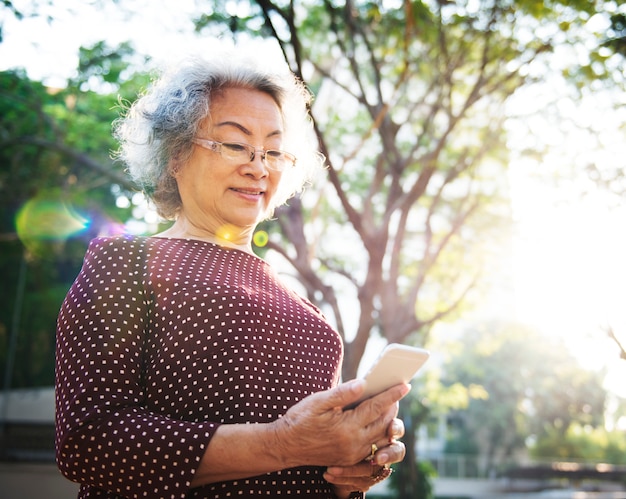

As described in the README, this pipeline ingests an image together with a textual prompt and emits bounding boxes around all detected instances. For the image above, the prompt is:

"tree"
[199,0,521,378]
[1,2,622,495]
[196,0,618,379]
[194,1,619,493]
[0,42,150,389]
[531,424,626,464]
[391,372,481,493]
[603,12,626,58]
[439,322,607,474]
[0,69,89,388]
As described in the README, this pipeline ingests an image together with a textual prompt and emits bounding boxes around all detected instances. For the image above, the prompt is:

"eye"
[222,142,249,153]
[265,150,284,159]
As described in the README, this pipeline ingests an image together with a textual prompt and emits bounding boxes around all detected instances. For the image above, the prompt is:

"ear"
[168,159,183,178]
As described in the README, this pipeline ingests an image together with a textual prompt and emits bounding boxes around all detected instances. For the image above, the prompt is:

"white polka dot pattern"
[55,236,343,498]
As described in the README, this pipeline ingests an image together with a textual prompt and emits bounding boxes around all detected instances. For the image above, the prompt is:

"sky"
[504,71,626,399]
[0,0,202,84]
[2,1,626,398]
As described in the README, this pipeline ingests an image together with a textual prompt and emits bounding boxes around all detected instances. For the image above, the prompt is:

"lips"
[231,187,265,197]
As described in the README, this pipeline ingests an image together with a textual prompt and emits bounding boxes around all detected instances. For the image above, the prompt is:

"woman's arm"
[56,237,409,497]
[190,380,410,486]
[55,237,217,499]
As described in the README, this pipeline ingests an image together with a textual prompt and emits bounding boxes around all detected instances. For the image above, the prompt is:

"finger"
[321,379,366,410]
[325,462,393,491]
[324,462,375,489]
[387,417,405,441]
[325,473,375,492]
[359,403,401,452]
[343,408,399,466]
[355,383,410,422]
[325,462,371,478]
[373,441,406,466]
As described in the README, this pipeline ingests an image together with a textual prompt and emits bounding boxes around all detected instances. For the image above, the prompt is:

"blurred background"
[1,1,625,498]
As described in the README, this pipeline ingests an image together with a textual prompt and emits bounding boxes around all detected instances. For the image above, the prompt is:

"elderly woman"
[55,46,408,499]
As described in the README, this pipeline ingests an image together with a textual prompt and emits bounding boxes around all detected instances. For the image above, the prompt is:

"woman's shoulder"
[84,234,216,261]
[86,234,151,253]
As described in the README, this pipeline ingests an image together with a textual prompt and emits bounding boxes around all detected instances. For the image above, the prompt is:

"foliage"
[604,12,626,57]
[194,0,622,383]
[195,0,622,493]
[1,5,622,497]
[389,458,436,499]
[439,322,607,472]
[0,42,149,389]
[390,375,478,496]
[582,5,626,202]
[530,424,626,465]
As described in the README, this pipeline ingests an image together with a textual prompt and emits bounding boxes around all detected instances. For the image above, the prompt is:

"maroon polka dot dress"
[55,236,343,498]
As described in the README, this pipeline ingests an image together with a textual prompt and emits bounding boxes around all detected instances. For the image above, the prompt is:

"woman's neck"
[156,218,254,254]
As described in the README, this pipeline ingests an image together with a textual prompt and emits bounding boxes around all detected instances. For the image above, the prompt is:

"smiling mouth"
[231,188,264,196]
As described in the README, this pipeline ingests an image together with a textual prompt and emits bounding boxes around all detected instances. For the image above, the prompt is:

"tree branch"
[605,325,626,360]
[2,136,135,189]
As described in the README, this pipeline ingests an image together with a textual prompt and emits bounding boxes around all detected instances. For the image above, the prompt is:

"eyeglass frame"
[192,138,297,171]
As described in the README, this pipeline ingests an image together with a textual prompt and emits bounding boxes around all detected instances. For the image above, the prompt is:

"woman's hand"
[269,380,410,469]
[324,416,406,497]
[189,381,408,487]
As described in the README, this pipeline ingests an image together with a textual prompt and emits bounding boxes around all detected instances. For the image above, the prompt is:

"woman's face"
[175,87,285,236]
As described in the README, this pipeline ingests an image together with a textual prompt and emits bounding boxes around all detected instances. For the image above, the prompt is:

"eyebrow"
[215,121,283,138]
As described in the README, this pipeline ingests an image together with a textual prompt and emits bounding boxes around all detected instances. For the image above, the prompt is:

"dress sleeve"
[55,236,217,499]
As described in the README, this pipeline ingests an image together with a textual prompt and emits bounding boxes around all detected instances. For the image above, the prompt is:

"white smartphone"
[345,343,430,409]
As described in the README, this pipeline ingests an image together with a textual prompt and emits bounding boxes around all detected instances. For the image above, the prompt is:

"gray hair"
[113,48,322,220]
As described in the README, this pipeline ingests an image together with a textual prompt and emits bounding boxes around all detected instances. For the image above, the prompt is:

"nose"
[245,149,269,177]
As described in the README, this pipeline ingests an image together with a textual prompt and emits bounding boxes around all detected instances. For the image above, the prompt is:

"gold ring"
[366,443,378,461]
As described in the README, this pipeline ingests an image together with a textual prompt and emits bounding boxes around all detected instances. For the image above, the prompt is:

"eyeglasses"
[192,138,297,172]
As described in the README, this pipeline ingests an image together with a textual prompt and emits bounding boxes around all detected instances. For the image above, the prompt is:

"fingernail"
[392,420,402,435]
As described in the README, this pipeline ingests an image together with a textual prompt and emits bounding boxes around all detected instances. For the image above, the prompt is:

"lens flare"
[215,224,239,244]
[16,196,89,244]
[253,230,269,248]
